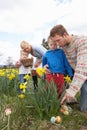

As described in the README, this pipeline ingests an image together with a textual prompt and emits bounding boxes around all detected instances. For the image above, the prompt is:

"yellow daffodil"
[19,82,27,90]
[19,82,27,93]
[24,74,30,80]
[0,69,5,76]
[64,75,71,83]
[7,73,15,80]
[18,94,25,99]
[36,67,45,77]
[12,68,19,74]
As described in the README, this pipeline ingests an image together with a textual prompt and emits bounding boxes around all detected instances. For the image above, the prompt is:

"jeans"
[20,74,26,83]
[80,80,87,111]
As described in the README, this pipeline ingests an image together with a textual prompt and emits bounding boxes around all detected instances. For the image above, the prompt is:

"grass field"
[0,68,87,130]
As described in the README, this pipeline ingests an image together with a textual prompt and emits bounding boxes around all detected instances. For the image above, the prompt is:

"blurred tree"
[6,56,14,68]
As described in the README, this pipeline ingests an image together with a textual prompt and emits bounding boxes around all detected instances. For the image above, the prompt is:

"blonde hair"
[20,40,34,55]
[20,41,29,49]
[47,36,56,45]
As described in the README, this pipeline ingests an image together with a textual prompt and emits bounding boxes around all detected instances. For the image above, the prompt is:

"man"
[49,24,87,112]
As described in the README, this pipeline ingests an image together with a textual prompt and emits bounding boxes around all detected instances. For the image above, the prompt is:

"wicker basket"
[21,58,33,67]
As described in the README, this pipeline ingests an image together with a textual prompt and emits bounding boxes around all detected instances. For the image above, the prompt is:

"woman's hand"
[34,59,41,68]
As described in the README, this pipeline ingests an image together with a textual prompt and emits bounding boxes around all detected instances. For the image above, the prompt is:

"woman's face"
[24,44,32,53]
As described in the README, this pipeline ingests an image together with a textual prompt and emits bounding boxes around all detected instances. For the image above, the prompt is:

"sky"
[0,0,87,65]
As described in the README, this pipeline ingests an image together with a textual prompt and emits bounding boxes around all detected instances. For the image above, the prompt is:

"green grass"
[0,75,87,130]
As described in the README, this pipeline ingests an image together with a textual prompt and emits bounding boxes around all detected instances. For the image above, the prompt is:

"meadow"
[0,68,87,130]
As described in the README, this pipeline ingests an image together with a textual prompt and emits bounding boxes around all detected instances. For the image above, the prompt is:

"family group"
[16,24,87,113]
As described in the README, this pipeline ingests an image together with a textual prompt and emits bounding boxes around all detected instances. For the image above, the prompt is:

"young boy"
[42,37,73,97]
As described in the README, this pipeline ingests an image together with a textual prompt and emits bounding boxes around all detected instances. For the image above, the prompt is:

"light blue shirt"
[33,44,47,58]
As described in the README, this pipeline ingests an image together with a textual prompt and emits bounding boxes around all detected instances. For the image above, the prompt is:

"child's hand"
[44,64,51,74]
[15,61,21,67]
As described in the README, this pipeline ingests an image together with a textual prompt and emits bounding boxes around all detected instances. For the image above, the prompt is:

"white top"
[18,61,31,74]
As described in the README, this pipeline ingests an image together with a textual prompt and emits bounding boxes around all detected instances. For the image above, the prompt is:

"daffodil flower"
[7,73,15,80]
[64,75,71,83]
[19,82,27,89]
[18,94,25,99]
[24,74,30,80]
[0,69,5,76]
[36,67,45,77]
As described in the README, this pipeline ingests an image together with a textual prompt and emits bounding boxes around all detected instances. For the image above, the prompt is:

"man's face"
[51,34,67,47]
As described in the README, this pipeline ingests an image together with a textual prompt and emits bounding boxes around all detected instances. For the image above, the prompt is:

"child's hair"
[47,36,51,44]
[20,41,29,49]
[47,36,55,45]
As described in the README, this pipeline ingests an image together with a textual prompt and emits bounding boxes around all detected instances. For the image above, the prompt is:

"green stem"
[1,125,7,130]
[7,115,10,130]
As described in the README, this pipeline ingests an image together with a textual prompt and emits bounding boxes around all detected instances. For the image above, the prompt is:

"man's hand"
[61,92,74,105]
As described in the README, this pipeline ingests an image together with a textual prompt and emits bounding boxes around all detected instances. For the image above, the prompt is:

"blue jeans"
[17,74,27,94]
[80,80,87,111]
[20,74,26,83]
